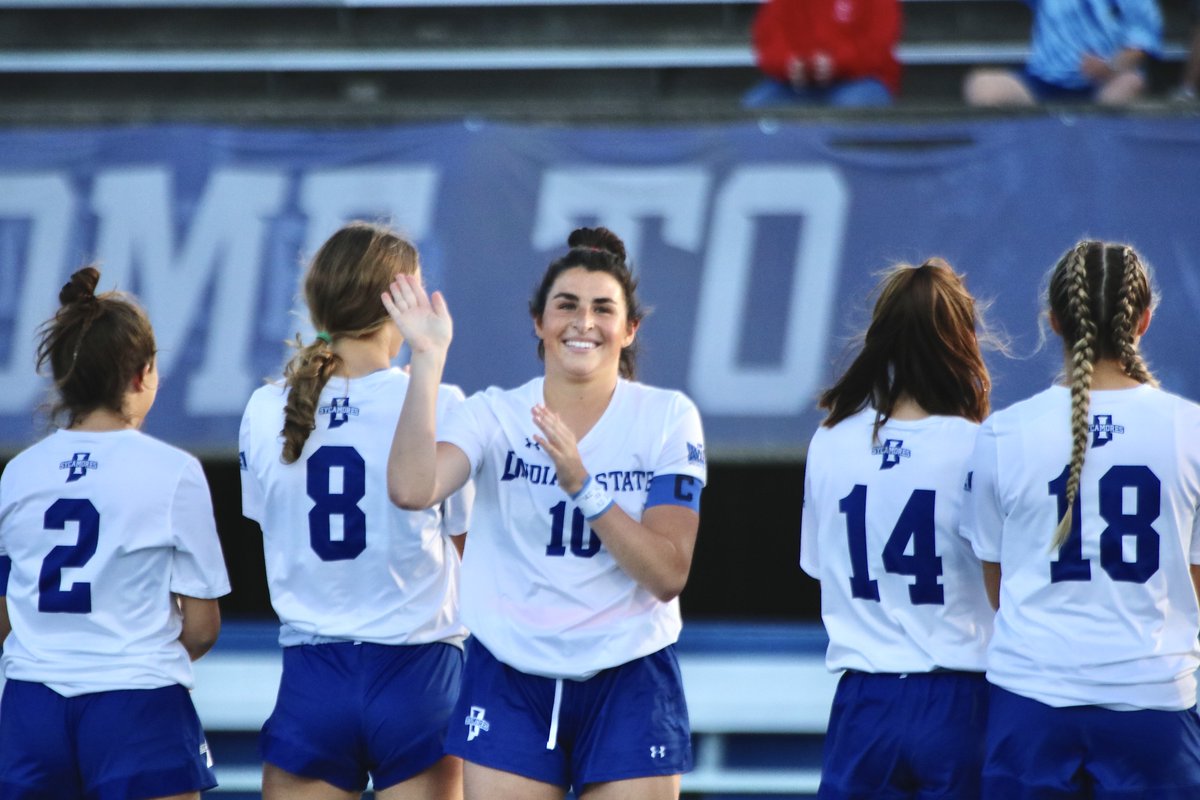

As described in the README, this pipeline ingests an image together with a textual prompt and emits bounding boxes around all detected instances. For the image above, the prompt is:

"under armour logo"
[650,745,666,758]
[60,452,98,483]
[524,437,541,451]
[465,706,490,741]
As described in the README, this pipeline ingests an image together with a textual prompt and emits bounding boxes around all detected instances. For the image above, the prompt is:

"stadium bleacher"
[0,0,1191,122]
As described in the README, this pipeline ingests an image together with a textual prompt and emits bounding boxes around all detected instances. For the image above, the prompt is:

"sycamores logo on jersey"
[318,397,359,428]
[60,452,98,482]
[687,442,706,466]
[464,706,490,741]
[1090,414,1125,448]
[871,439,911,470]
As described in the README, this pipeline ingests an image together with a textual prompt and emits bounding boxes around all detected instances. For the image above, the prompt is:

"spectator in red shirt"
[744,0,902,108]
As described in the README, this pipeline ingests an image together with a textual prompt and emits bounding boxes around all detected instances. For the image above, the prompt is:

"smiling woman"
[384,227,707,800]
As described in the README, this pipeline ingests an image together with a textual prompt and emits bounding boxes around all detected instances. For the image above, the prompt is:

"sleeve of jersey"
[1187,410,1200,565]
[238,399,265,523]
[437,392,489,475]
[0,475,9,594]
[169,459,232,599]
[751,0,796,82]
[1116,0,1162,54]
[644,393,706,511]
[799,459,819,578]
[437,385,475,535]
[960,420,1004,563]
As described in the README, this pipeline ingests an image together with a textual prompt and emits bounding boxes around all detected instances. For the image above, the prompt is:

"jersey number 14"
[839,485,945,605]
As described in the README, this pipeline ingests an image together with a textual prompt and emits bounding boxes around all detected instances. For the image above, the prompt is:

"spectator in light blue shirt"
[964,0,1163,106]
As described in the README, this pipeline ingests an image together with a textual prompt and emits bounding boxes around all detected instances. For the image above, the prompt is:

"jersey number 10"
[839,485,945,605]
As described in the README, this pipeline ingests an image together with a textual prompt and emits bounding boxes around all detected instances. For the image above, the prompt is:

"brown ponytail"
[279,222,419,463]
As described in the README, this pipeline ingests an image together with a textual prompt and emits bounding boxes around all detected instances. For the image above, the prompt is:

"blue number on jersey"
[839,485,945,605]
[1049,464,1161,584]
[546,501,601,558]
[307,445,367,561]
[39,499,100,613]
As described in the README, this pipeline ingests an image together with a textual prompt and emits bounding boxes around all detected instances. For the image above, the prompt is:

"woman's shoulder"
[620,379,700,416]
[126,430,202,471]
[467,377,542,406]
[244,379,288,411]
[984,385,1063,430]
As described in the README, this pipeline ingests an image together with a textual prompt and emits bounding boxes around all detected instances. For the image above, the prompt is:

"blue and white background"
[1,116,1197,458]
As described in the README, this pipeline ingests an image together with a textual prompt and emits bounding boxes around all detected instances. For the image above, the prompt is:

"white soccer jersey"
[801,409,992,674]
[439,377,706,680]
[0,429,230,697]
[240,367,471,647]
[963,385,1200,710]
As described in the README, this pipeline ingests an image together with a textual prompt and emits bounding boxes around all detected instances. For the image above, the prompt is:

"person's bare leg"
[963,69,1037,106]
[1186,27,1200,91]
[376,755,464,800]
[462,761,565,800]
[1097,71,1146,105]
[580,774,682,800]
[262,762,359,800]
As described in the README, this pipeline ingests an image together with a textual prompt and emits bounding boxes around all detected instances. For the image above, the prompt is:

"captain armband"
[645,474,703,512]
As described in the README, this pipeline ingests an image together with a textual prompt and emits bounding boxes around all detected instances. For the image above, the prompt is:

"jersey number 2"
[40,498,99,613]
[839,485,944,605]
[307,445,367,561]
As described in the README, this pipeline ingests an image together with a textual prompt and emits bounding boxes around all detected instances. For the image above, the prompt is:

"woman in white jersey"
[239,222,471,800]
[0,267,230,800]
[962,241,1200,799]
[801,260,994,799]
[384,227,706,800]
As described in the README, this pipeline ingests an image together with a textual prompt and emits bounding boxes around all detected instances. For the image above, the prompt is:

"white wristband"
[571,475,614,521]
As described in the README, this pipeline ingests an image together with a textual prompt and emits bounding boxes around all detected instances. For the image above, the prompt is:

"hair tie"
[315,331,333,344]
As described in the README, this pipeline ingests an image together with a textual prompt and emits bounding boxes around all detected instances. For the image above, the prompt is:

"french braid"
[1112,246,1158,387]
[1053,242,1096,548]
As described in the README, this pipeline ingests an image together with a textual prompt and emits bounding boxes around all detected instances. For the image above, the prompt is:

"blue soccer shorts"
[819,669,988,800]
[0,679,217,800]
[983,684,1200,799]
[446,638,692,794]
[260,640,463,792]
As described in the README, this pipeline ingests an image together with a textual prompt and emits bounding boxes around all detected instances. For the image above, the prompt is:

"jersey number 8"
[307,445,367,561]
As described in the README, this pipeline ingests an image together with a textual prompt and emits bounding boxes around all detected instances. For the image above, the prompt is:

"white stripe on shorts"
[546,678,563,750]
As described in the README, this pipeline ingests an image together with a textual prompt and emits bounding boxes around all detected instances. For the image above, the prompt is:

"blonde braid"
[1113,246,1158,387]
[1053,243,1096,548]
[280,336,343,464]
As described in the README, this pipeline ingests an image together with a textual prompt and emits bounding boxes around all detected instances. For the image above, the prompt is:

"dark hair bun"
[59,266,100,306]
[568,227,626,262]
